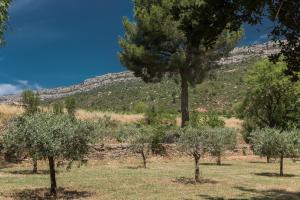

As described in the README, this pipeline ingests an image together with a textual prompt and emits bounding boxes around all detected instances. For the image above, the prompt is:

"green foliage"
[3,113,100,162]
[205,128,237,164]
[250,128,300,160]
[119,0,243,126]
[21,90,40,115]
[65,97,76,119]
[52,102,64,115]
[117,124,154,168]
[238,59,300,134]
[178,127,208,156]
[49,60,252,115]
[0,0,10,45]
[145,105,177,126]
[133,101,149,113]
[190,111,225,128]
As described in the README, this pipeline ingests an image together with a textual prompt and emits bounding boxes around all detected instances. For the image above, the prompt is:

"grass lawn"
[0,156,299,200]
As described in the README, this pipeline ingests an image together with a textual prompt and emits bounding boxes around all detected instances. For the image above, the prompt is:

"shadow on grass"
[126,166,146,170]
[201,163,232,166]
[248,161,268,164]
[174,177,218,185]
[198,187,300,200]
[7,169,51,175]
[254,172,296,178]
[6,187,92,200]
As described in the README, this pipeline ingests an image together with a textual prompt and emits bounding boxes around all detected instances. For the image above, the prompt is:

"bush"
[190,111,225,128]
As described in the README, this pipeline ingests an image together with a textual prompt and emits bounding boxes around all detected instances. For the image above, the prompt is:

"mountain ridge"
[0,42,280,104]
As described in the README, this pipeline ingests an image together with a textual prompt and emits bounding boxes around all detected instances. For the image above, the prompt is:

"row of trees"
[117,113,237,183]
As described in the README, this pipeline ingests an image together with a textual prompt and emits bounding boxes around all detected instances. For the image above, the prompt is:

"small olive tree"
[250,128,300,176]
[3,113,99,195]
[21,90,40,173]
[206,128,237,165]
[118,125,154,168]
[178,127,208,182]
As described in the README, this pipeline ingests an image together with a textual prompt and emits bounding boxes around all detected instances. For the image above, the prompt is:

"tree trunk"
[48,156,57,196]
[32,158,37,174]
[180,71,189,127]
[217,154,221,166]
[141,151,147,168]
[267,156,270,163]
[194,153,201,183]
[280,154,284,176]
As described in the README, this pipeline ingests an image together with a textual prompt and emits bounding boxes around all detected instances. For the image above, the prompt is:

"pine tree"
[119,0,242,127]
[0,0,10,45]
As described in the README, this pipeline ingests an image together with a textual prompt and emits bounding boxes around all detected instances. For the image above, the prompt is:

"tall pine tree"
[119,0,242,126]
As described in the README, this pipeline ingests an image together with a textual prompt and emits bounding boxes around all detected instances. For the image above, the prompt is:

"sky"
[0,0,272,96]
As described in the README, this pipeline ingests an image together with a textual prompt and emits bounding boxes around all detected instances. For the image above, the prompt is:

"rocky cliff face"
[0,42,281,104]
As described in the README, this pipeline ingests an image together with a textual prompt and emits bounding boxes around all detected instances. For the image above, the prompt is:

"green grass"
[0,157,300,199]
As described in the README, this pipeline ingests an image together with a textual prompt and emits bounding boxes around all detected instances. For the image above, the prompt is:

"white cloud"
[259,34,268,40]
[0,84,22,96]
[0,80,43,96]
[17,80,29,85]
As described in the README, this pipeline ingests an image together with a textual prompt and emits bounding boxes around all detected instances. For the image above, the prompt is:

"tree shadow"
[254,172,296,178]
[197,187,300,200]
[236,186,300,200]
[173,177,218,185]
[201,163,232,166]
[1,169,57,175]
[6,187,93,200]
[126,166,145,170]
[248,161,268,164]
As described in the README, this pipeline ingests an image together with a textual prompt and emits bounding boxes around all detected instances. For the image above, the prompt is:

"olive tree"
[3,113,100,195]
[178,127,208,182]
[206,128,237,165]
[118,125,154,168]
[21,90,40,173]
[250,128,300,176]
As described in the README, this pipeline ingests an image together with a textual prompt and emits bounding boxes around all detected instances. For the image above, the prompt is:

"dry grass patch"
[76,109,144,123]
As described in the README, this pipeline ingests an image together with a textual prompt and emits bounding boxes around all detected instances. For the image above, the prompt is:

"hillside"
[50,58,256,115]
[0,42,280,115]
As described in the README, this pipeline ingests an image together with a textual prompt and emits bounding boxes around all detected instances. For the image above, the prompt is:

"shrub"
[190,111,225,128]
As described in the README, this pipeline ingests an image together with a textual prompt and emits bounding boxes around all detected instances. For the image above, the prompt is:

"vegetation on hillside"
[50,60,253,116]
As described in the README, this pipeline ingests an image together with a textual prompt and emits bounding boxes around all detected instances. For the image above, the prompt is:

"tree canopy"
[238,59,300,133]
[250,128,300,176]
[3,113,100,195]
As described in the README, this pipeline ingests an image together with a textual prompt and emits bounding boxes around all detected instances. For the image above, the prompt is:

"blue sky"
[0,0,272,95]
